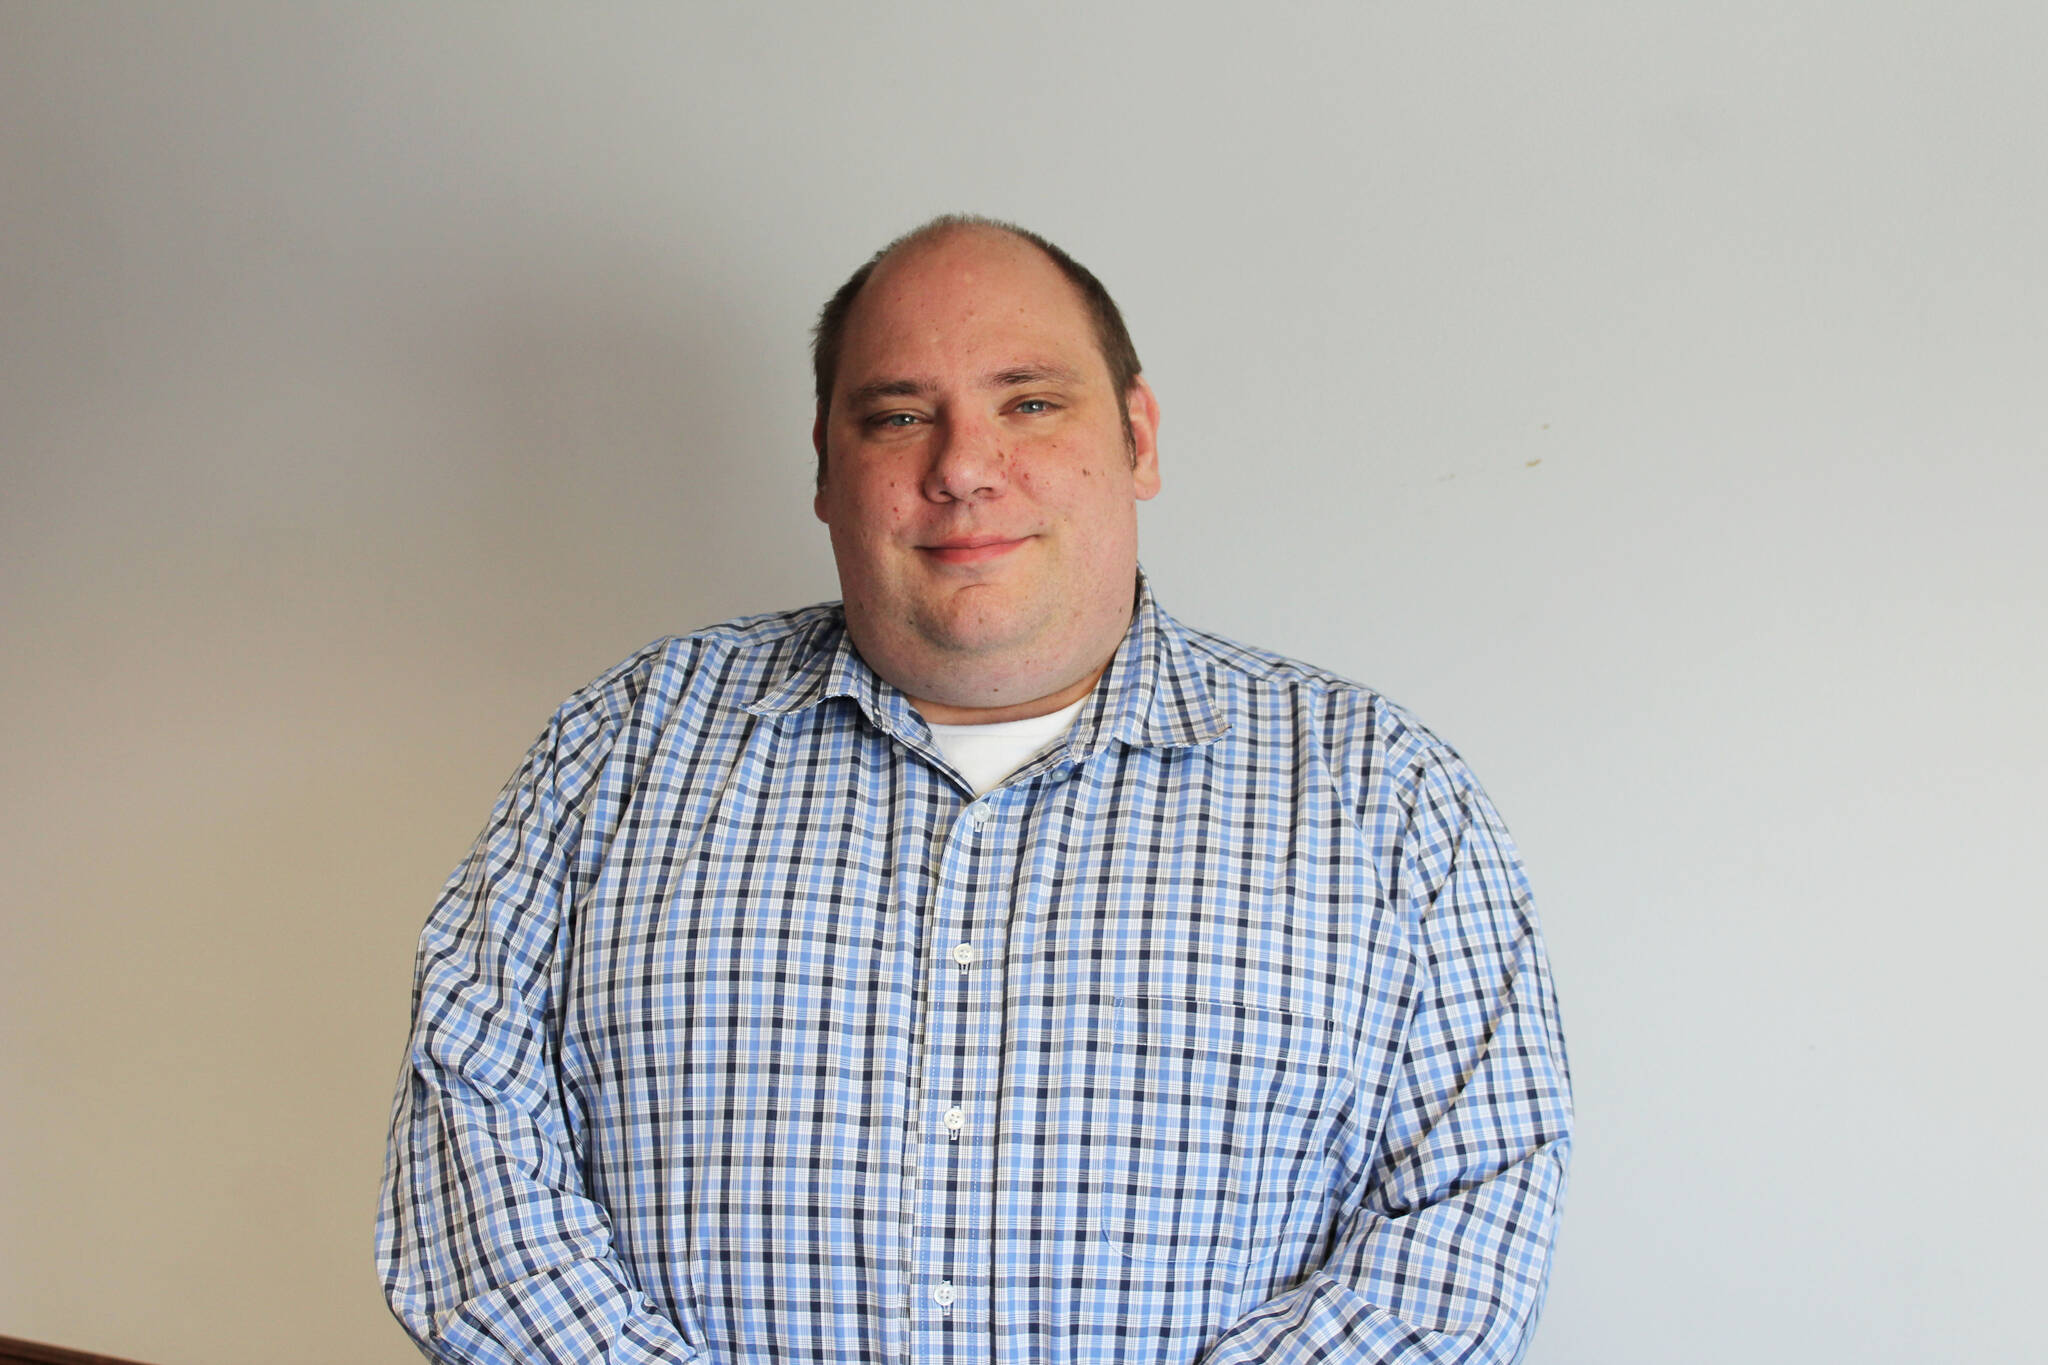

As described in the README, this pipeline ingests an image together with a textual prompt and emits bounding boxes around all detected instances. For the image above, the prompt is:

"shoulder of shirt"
[544,601,844,737]
[1166,616,1485,806]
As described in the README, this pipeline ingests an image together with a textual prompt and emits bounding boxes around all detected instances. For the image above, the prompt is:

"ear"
[811,406,830,521]
[1126,376,1162,501]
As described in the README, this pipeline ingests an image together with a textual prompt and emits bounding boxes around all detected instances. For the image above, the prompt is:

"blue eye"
[1015,400,1051,414]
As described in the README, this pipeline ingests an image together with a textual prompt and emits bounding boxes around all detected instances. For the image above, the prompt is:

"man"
[378,216,1572,1364]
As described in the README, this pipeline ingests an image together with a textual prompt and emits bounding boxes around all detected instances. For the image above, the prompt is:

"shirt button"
[944,1105,966,1134]
[968,803,990,829]
[933,1280,956,1307]
[951,942,976,968]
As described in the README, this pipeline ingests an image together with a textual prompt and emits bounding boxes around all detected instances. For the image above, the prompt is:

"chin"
[914,594,1033,650]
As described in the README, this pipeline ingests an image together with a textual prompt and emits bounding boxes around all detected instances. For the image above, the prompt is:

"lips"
[920,535,1029,565]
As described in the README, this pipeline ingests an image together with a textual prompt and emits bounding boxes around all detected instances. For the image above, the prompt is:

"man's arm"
[1202,753,1573,1365]
[376,701,702,1365]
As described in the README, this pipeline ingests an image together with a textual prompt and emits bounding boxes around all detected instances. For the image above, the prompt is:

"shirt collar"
[746,569,1230,755]
[1072,570,1230,755]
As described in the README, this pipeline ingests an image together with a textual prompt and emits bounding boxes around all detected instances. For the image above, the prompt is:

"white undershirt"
[926,695,1089,798]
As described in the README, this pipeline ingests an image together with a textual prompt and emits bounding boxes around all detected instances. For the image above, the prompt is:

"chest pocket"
[1088,995,1336,1269]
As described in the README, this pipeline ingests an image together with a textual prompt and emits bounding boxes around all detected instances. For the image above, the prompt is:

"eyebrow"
[845,377,932,408]
[988,363,1083,389]
[844,363,1086,410]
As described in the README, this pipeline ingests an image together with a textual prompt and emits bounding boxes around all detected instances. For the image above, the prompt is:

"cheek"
[844,473,913,518]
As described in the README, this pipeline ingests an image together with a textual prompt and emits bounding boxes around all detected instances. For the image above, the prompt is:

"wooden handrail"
[0,1336,158,1365]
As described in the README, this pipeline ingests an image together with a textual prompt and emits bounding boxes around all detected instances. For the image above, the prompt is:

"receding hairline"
[834,220,1097,358]
[856,215,1070,291]
[815,214,1132,399]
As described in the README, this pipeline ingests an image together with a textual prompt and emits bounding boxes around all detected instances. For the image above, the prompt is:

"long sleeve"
[1200,756,1574,1365]
[375,701,703,1365]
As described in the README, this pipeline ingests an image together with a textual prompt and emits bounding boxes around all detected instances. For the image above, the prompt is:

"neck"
[909,657,1109,726]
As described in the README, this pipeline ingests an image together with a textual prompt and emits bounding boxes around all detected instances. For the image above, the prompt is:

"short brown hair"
[810,214,1143,486]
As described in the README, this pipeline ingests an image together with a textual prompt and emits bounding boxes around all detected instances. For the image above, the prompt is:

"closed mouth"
[921,536,1028,564]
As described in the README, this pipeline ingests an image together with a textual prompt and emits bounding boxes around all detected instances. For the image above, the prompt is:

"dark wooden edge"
[0,1336,158,1365]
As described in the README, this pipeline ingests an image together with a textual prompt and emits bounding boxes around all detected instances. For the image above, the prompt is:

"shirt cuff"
[436,1258,702,1364]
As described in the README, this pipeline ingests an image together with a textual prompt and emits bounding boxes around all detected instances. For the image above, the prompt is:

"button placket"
[915,783,1011,1344]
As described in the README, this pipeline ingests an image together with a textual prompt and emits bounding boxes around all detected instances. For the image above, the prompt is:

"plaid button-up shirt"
[378,578,1572,1365]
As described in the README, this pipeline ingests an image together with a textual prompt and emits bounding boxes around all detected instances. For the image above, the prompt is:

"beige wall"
[4,4,2043,1362]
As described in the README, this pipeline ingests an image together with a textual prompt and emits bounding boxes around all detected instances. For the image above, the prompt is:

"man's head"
[812,215,1145,487]
[810,217,1161,724]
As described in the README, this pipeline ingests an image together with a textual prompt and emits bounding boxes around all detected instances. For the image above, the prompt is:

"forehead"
[835,230,1103,389]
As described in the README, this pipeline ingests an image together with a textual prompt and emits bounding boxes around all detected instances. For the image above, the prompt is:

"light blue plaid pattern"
[378,579,1572,1364]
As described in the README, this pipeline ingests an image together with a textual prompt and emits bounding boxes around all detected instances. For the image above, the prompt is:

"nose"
[921,412,1006,503]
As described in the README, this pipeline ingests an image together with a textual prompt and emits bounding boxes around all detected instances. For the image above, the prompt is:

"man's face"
[813,228,1160,718]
